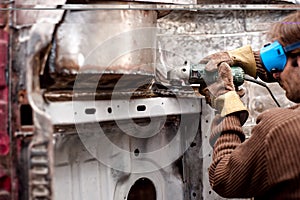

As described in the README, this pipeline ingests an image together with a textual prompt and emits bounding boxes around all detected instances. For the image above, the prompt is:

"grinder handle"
[189,64,244,87]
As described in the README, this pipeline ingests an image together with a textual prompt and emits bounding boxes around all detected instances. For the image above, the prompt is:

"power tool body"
[167,62,245,88]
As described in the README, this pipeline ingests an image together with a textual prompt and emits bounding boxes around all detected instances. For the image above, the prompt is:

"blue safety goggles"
[260,40,300,73]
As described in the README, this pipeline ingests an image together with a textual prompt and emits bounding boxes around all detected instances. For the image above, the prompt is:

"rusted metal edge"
[25,23,59,200]
[2,4,299,11]
[128,0,197,4]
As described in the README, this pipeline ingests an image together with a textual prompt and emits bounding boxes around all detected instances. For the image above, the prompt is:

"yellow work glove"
[227,45,256,77]
[200,45,257,78]
[213,91,248,125]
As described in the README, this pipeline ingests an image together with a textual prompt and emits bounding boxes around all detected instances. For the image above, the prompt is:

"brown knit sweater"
[209,104,300,199]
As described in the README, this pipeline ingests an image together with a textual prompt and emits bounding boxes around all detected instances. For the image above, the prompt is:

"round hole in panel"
[192,192,197,197]
[134,149,140,157]
[127,178,156,200]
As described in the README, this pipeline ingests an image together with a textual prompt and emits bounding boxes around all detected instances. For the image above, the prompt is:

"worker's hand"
[200,62,249,125]
[200,45,257,78]
[200,45,276,82]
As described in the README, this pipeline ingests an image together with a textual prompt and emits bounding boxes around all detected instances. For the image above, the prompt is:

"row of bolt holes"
[83,105,145,158]
[84,106,146,157]
[84,105,147,115]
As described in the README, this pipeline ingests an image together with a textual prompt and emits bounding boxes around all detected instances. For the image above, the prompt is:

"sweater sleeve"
[208,114,269,198]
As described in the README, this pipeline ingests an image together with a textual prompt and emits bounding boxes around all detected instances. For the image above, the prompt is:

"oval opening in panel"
[127,178,156,200]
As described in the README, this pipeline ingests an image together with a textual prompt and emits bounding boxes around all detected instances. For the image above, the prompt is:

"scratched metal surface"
[12,2,297,200]
[49,7,295,200]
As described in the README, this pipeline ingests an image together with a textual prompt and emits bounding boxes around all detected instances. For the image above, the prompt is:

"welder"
[201,11,300,199]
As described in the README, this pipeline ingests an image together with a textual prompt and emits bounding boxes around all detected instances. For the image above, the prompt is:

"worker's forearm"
[209,133,245,197]
[209,114,245,147]
[208,114,268,198]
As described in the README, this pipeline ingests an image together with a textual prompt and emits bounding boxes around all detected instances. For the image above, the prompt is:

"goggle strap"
[284,41,300,53]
